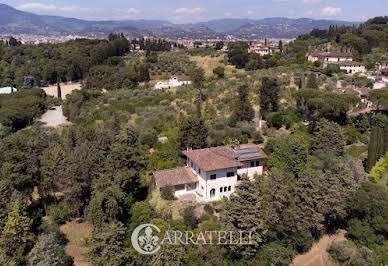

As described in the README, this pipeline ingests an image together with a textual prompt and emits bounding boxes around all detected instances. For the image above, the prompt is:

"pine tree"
[221,177,267,259]
[0,200,33,264]
[87,221,130,266]
[229,84,255,126]
[178,115,208,150]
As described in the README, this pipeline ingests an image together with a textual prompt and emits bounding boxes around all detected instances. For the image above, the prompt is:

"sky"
[3,0,388,23]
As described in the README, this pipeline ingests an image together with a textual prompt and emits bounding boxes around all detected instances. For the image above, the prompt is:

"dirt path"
[38,106,69,127]
[291,230,347,266]
[42,82,81,99]
[60,219,92,266]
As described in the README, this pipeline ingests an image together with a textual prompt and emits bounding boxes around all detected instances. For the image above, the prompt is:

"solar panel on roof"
[235,147,259,155]
[237,152,263,159]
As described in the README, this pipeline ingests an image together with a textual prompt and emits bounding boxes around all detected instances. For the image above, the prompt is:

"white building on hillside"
[154,76,192,89]
[153,146,267,202]
[325,61,366,74]
[308,52,353,63]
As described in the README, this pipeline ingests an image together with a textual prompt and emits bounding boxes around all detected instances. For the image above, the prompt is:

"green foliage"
[182,205,197,229]
[0,200,33,265]
[352,113,369,134]
[311,119,346,156]
[295,89,359,124]
[260,76,279,115]
[0,88,47,131]
[368,88,388,110]
[229,84,255,126]
[178,115,208,150]
[28,232,73,266]
[160,185,175,201]
[47,202,77,224]
[327,241,354,263]
[369,153,388,181]
[213,66,225,78]
[221,177,267,259]
[252,131,264,144]
[268,134,309,176]
[346,182,388,247]
[306,74,318,89]
[87,221,130,266]
[227,41,249,68]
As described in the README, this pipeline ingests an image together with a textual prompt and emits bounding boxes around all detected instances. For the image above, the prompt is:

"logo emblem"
[131,223,161,255]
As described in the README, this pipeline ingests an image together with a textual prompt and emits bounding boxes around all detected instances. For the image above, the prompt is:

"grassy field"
[189,54,244,77]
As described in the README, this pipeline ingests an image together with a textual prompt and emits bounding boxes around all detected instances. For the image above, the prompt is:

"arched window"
[210,189,215,198]
[220,187,223,193]
[224,186,227,192]
[228,186,231,191]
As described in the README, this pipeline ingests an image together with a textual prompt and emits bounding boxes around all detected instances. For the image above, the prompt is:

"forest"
[0,17,387,266]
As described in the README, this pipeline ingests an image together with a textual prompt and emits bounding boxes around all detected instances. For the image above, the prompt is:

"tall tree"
[178,115,208,150]
[87,221,130,266]
[229,84,255,126]
[310,119,346,156]
[57,75,62,99]
[306,74,319,89]
[221,177,267,259]
[189,67,205,101]
[259,76,279,116]
[0,200,33,265]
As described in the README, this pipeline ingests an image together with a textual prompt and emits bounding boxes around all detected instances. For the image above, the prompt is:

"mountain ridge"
[0,4,362,39]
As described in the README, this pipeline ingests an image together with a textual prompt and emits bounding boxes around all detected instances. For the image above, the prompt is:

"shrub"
[160,185,175,201]
[369,153,388,181]
[327,241,353,263]
[182,205,197,229]
[47,201,77,224]
[240,134,249,144]
[253,131,264,144]
[204,204,214,215]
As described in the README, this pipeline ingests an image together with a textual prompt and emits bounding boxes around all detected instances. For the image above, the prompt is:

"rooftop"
[183,146,243,171]
[235,146,267,161]
[153,166,198,187]
[0,87,17,94]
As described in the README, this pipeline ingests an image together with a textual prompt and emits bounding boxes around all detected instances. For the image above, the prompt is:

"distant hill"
[0,4,361,39]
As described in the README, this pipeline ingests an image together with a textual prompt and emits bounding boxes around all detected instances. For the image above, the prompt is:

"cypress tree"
[366,127,378,172]
[57,76,62,99]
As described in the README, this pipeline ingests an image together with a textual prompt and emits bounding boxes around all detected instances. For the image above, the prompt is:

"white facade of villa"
[153,146,267,202]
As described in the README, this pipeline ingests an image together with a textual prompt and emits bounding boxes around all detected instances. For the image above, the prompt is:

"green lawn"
[345,145,368,159]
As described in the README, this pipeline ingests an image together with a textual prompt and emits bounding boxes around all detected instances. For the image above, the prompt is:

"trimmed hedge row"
[369,153,388,181]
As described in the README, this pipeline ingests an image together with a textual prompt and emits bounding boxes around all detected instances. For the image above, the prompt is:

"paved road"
[38,106,68,127]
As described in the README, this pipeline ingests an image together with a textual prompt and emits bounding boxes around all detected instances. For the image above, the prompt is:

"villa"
[308,52,353,63]
[154,76,192,89]
[153,145,267,202]
[324,61,366,74]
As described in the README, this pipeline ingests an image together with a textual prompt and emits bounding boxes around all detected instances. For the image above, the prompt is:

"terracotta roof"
[179,76,191,81]
[153,166,198,187]
[322,52,353,58]
[183,146,243,171]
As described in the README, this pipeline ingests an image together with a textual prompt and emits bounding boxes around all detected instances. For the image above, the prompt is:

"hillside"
[0,4,361,39]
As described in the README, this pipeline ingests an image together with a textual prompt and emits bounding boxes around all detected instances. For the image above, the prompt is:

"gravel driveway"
[38,106,68,127]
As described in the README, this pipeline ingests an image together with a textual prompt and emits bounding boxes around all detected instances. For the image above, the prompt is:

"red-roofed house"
[153,145,267,201]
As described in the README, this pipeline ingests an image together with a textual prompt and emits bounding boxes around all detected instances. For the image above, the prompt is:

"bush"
[182,205,197,229]
[253,131,264,144]
[369,153,388,181]
[240,134,249,144]
[47,201,77,224]
[160,185,175,200]
[327,241,353,263]
[204,204,214,215]
[267,112,284,129]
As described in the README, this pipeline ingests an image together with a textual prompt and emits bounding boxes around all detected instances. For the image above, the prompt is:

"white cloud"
[127,8,140,14]
[272,0,289,2]
[305,10,313,16]
[302,0,323,3]
[225,12,232,17]
[18,3,57,12]
[247,10,255,15]
[175,7,204,14]
[321,6,341,16]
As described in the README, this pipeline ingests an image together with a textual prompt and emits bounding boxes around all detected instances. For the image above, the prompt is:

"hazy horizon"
[2,0,386,23]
